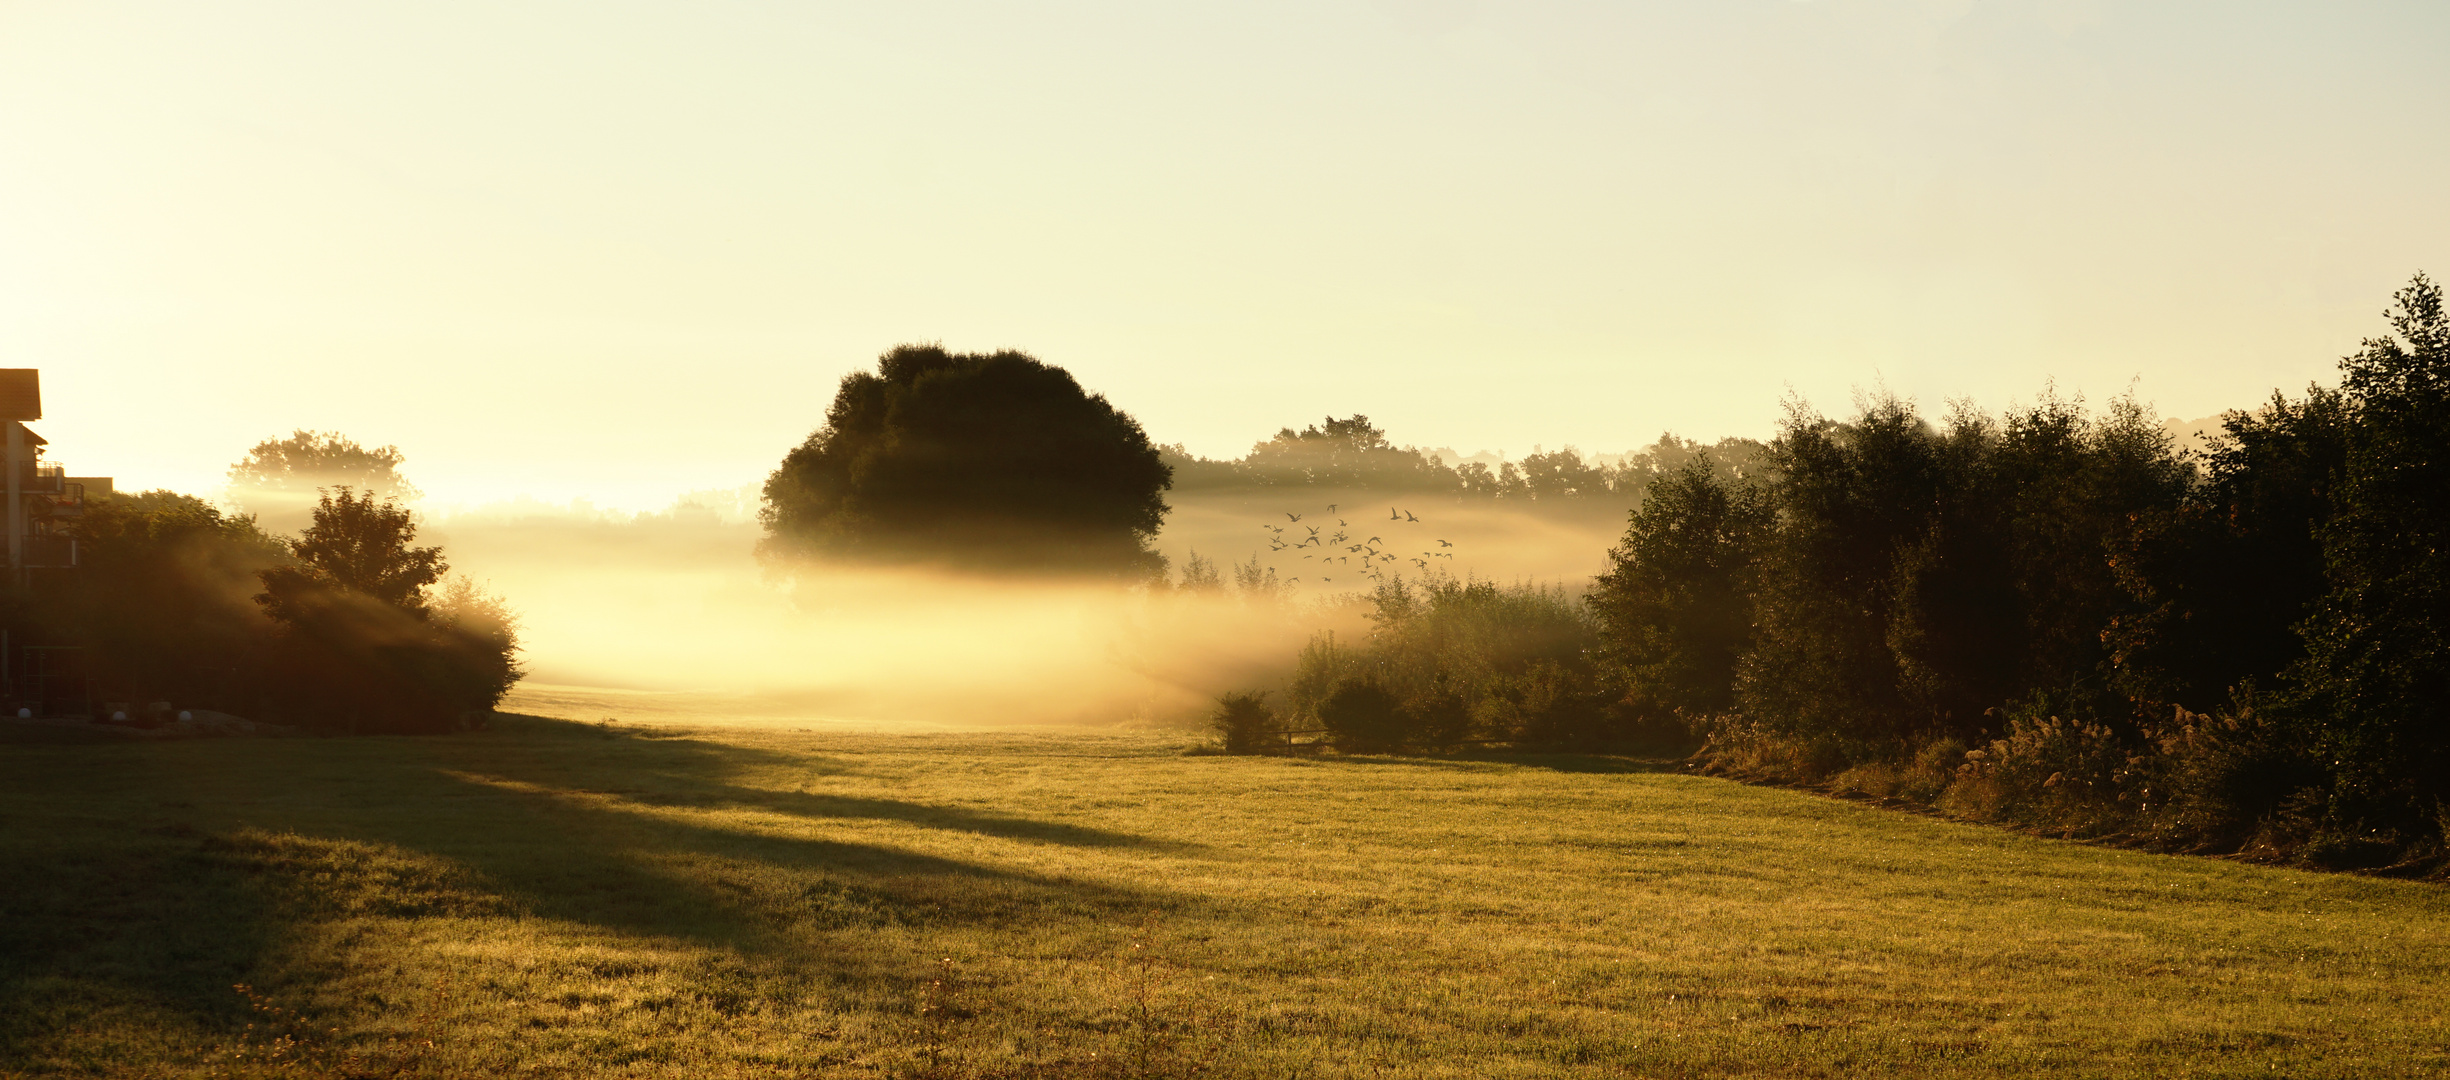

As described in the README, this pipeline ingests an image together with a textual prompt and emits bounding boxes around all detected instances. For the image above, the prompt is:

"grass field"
[3,713,2446,1078]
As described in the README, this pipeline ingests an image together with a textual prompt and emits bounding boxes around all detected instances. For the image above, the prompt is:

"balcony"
[16,462,63,494]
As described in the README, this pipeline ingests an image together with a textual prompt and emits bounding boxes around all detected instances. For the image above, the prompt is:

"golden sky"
[4,1,2445,509]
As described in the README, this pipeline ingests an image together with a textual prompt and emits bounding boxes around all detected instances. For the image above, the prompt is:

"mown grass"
[2,714,2445,1078]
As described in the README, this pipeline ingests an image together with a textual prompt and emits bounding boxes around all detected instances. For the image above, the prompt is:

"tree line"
[1164,416,1767,505]
[1221,274,2450,874]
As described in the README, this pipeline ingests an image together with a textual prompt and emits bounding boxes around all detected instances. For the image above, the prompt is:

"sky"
[4,0,2446,510]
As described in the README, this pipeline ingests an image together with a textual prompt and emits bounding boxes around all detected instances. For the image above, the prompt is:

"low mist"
[427,488,1631,730]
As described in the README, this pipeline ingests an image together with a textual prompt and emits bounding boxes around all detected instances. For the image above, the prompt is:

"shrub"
[1319,679,1405,754]
[1283,574,1617,752]
[1209,690,1281,754]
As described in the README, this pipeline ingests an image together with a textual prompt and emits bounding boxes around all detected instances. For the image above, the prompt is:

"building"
[0,369,106,578]
[2,370,106,717]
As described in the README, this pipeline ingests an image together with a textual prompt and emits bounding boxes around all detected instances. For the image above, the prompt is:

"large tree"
[759,345,1173,577]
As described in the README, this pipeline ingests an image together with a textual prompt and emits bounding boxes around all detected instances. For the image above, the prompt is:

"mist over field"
[425,483,1630,729]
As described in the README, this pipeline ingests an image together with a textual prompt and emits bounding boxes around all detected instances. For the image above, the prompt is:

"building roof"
[0,370,39,421]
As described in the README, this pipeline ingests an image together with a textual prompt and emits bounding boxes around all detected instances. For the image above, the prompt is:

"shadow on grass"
[0,713,1184,1060]
[0,825,282,1059]
[1289,749,1685,774]
[478,713,1188,850]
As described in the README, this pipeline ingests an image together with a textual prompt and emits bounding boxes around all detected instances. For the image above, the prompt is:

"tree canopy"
[227,430,420,535]
[759,345,1173,577]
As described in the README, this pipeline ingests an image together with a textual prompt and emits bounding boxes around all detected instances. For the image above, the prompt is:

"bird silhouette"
[1389,508,1400,520]
[1286,512,1302,522]
[1437,539,1453,547]
[1404,511,1419,523]
[1326,504,1337,514]
[1305,525,1320,536]
[1367,536,1383,545]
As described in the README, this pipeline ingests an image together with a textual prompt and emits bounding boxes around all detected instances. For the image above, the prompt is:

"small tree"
[1209,690,1281,753]
[255,489,519,732]
[259,488,445,617]
[1589,457,1771,729]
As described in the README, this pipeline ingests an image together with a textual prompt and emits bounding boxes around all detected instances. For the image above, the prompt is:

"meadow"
[2,709,2445,1079]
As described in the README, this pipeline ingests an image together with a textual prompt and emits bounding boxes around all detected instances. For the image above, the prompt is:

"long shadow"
[0,823,281,1063]
[458,714,1187,849]
[0,716,1193,1059]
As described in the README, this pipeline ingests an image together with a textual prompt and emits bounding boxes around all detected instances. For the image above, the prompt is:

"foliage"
[1161,416,1770,506]
[1316,678,1406,753]
[227,430,420,535]
[1589,457,1772,728]
[1282,575,1617,751]
[2104,388,2352,712]
[759,344,1174,579]
[1654,274,2450,871]
[1237,415,1458,491]
[256,487,446,618]
[2282,273,2450,853]
[1171,548,1223,594]
[11,489,289,713]
[1207,689,1281,753]
[254,489,520,733]
[1730,390,2190,747]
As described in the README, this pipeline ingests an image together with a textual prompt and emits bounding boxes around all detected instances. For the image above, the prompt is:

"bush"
[1281,574,1624,752]
[1318,680,1405,754]
[1948,704,2146,834]
[255,490,522,733]
[1209,690,1281,754]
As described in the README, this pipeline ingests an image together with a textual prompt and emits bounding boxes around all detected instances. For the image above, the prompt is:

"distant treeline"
[1163,416,1765,504]
[1225,274,2450,875]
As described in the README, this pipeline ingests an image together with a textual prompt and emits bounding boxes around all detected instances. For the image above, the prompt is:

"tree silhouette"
[759,345,1172,578]
[227,430,420,535]
[254,488,516,732]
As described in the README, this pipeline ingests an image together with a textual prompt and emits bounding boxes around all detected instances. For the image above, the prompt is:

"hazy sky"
[5,1,2445,509]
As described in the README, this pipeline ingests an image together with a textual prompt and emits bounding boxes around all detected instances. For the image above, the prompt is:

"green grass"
[2,715,2445,1078]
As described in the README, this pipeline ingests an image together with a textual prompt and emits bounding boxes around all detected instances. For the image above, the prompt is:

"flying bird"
[1405,511,1420,522]
[1438,539,1453,547]
[1326,504,1337,514]
[1389,508,1401,520]
[1286,512,1302,522]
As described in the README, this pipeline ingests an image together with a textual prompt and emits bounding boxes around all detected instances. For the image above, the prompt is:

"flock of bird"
[1258,502,1456,586]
